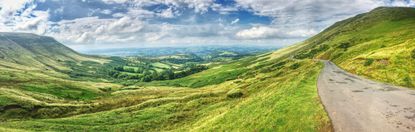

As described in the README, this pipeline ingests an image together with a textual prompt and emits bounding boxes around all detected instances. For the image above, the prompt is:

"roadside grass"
[289,8,415,89]
[188,60,332,131]
[326,19,415,88]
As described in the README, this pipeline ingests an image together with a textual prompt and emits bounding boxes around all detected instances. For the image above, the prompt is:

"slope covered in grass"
[0,32,106,71]
[0,30,332,131]
[293,7,415,88]
[0,47,331,131]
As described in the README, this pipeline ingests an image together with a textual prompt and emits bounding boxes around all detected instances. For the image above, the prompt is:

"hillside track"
[318,60,415,132]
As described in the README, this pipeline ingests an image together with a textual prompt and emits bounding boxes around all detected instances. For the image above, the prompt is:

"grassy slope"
[296,7,415,88]
[0,42,331,131]
[135,56,257,88]
[0,33,106,71]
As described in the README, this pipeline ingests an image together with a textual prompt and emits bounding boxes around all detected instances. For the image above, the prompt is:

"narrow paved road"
[318,61,415,132]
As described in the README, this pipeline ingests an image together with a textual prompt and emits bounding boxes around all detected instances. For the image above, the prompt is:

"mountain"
[0,32,105,71]
[0,7,414,131]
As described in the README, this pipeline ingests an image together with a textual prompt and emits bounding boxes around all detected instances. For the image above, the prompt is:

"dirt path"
[317,60,415,132]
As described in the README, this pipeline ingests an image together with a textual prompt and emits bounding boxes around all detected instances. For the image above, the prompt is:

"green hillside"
[293,7,415,88]
[0,32,331,131]
[1,7,414,131]
[0,32,106,71]
[0,46,331,131]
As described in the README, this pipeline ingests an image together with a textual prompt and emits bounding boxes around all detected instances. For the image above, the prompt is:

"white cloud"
[235,0,415,25]
[126,8,155,18]
[100,9,112,15]
[236,26,279,39]
[15,10,49,34]
[0,0,33,16]
[49,16,144,44]
[101,0,128,4]
[231,18,239,25]
[236,26,317,40]
[158,7,178,18]
[181,0,215,13]
[211,3,239,14]
[108,16,143,33]
[1,0,414,48]
[0,0,50,34]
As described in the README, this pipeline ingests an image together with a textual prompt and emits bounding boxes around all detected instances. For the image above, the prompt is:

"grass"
[0,59,331,131]
[332,17,415,88]
[189,60,331,131]
[21,83,100,100]
[290,7,415,89]
[136,56,257,88]
[0,96,16,106]
[0,40,331,131]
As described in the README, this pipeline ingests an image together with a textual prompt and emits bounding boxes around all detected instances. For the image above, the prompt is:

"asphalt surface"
[317,60,415,132]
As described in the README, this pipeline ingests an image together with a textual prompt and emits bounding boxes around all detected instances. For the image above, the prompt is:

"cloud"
[15,10,49,34]
[0,0,414,48]
[50,16,144,44]
[0,0,50,34]
[0,0,33,16]
[101,0,128,4]
[100,9,112,15]
[231,18,239,25]
[108,16,143,33]
[211,4,239,14]
[235,0,415,26]
[102,0,215,14]
[157,7,178,18]
[235,26,317,40]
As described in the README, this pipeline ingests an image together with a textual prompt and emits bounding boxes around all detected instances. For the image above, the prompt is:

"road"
[317,61,415,132]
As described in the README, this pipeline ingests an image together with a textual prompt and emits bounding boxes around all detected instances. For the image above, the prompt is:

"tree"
[161,69,175,80]
[141,75,152,82]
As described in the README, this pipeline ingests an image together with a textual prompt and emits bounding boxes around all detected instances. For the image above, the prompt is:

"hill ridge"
[0,32,105,71]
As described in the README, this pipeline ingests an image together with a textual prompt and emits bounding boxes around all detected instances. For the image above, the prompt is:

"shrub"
[99,87,112,92]
[338,42,350,51]
[403,76,413,87]
[364,58,374,66]
[290,63,301,69]
[411,49,415,59]
[227,89,243,98]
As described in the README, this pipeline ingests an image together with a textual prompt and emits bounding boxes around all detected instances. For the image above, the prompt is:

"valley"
[0,6,415,132]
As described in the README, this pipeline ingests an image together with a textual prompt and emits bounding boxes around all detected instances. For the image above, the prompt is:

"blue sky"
[0,0,414,50]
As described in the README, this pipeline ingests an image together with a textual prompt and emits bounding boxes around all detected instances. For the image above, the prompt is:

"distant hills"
[78,46,276,57]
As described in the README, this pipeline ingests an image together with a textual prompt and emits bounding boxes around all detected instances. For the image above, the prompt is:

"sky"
[0,0,414,50]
